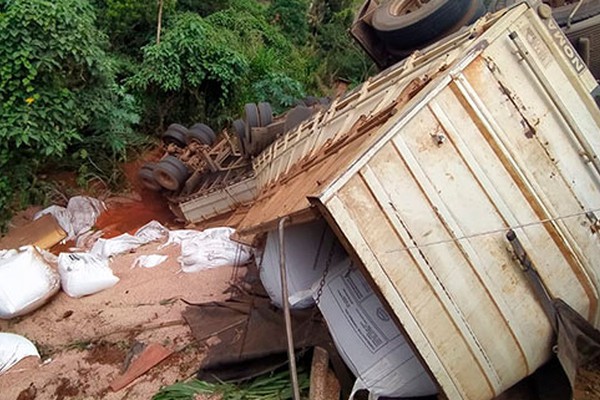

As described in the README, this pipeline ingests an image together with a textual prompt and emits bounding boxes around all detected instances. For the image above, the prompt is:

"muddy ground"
[0,179,247,399]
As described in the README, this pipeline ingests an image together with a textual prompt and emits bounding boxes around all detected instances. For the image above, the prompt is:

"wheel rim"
[139,166,162,191]
[188,130,212,145]
[162,156,189,176]
[155,170,179,191]
[389,0,434,16]
[162,129,187,147]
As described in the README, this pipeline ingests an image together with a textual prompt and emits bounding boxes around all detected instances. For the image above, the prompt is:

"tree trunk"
[156,0,164,44]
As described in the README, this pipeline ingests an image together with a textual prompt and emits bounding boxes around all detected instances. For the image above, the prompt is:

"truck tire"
[162,155,189,176]
[154,156,189,191]
[188,123,215,146]
[232,119,247,155]
[244,103,260,129]
[138,163,162,191]
[466,0,486,25]
[258,102,273,127]
[553,0,600,27]
[244,103,260,144]
[162,123,189,147]
[371,0,472,50]
[303,96,319,106]
[284,105,313,134]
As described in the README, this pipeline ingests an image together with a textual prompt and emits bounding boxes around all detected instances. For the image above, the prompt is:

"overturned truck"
[233,2,600,399]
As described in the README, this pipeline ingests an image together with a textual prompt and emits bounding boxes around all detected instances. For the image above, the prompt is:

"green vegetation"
[152,369,310,400]
[0,0,374,228]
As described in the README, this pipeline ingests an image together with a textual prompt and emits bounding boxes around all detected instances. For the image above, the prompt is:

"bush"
[0,0,141,226]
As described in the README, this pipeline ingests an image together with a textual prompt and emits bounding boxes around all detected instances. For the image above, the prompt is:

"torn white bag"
[34,196,105,240]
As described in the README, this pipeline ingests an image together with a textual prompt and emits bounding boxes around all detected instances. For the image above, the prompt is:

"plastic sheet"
[90,220,169,259]
[134,220,169,243]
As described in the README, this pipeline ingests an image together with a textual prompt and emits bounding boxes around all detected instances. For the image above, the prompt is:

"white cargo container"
[238,2,600,399]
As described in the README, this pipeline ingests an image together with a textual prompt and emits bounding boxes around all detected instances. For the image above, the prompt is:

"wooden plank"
[109,343,173,392]
[0,214,66,250]
[309,347,336,400]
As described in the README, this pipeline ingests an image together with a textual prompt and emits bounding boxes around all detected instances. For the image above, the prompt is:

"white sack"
[259,220,347,309]
[0,333,39,374]
[161,229,203,248]
[90,233,144,259]
[134,220,169,243]
[58,253,119,298]
[34,196,105,241]
[132,254,168,269]
[315,259,437,399]
[67,196,105,237]
[75,229,105,251]
[0,246,60,319]
[34,205,73,238]
[90,220,169,259]
[178,227,252,273]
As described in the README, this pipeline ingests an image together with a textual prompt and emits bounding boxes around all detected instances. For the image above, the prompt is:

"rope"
[385,207,600,254]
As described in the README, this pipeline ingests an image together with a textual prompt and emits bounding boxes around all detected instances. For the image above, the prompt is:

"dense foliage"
[0,0,373,227]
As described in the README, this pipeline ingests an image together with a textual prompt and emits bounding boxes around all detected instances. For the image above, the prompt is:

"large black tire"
[303,96,319,106]
[162,123,188,147]
[465,0,486,26]
[138,163,162,191]
[319,96,331,106]
[232,119,247,155]
[244,103,260,128]
[153,156,189,191]
[244,103,260,144]
[284,105,313,134]
[188,123,215,146]
[162,155,189,176]
[371,0,472,50]
[190,123,216,141]
[553,0,600,27]
[257,102,273,127]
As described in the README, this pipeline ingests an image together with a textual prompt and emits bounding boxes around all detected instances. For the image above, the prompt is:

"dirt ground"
[0,192,248,400]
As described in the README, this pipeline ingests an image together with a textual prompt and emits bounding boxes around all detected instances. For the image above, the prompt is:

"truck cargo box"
[237,2,600,399]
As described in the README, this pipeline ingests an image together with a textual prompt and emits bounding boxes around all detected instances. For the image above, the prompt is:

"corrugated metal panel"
[179,176,257,223]
[319,5,600,399]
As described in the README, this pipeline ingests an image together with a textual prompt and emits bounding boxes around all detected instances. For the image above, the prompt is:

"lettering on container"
[546,18,586,74]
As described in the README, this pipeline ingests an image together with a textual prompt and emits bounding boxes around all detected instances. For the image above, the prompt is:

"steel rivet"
[537,4,552,19]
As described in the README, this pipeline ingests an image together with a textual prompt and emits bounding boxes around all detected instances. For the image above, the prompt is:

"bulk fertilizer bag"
[178,227,252,273]
[58,253,119,298]
[314,258,437,399]
[259,220,347,309]
[0,246,60,319]
[0,333,40,374]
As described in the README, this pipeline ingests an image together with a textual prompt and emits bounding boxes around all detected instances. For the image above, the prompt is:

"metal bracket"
[586,211,600,234]
[567,0,586,29]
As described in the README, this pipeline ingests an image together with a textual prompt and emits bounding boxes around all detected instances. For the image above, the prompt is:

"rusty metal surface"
[236,4,600,399]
